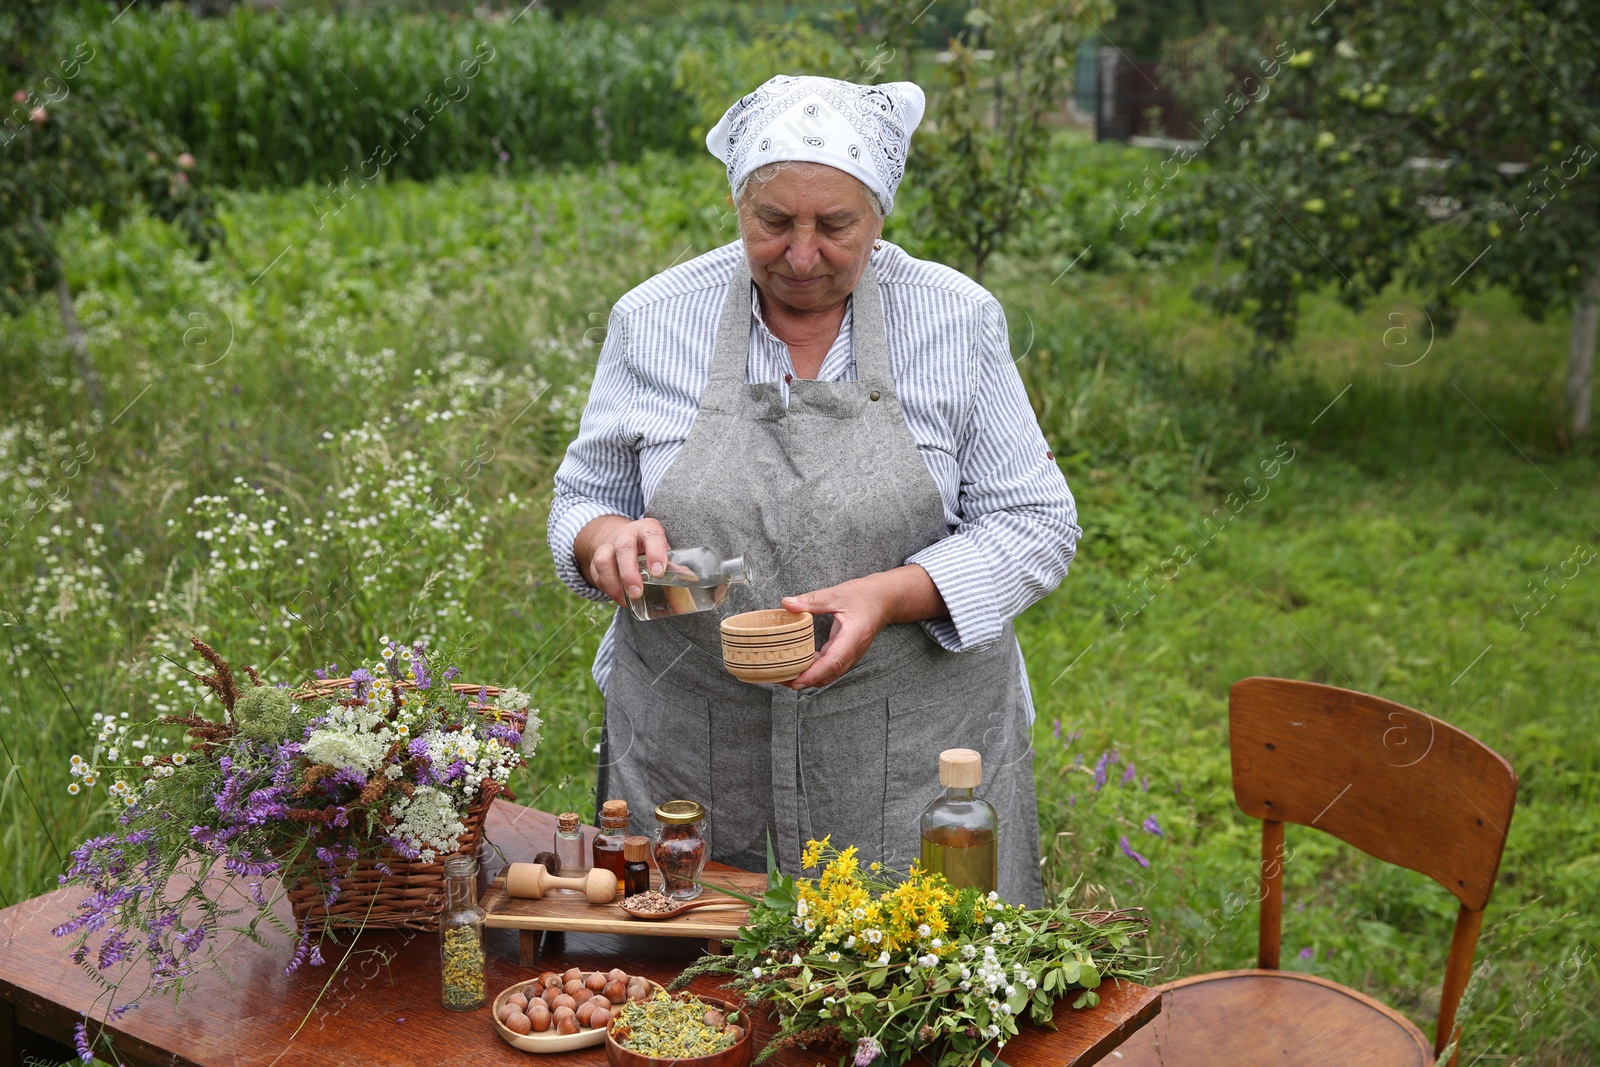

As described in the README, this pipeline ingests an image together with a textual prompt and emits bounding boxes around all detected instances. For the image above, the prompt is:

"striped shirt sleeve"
[906,297,1080,651]
[547,311,641,602]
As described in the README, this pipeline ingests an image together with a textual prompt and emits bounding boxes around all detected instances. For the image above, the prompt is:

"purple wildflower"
[1118,835,1150,868]
[854,1036,883,1067]
[412,657,432,689]
[73,1021,93,1062]
[1052,718,1062,741]
[349,668,374,699]
[1068,794,1076,807]
[1122,762,1137,784]
[1092,752,1112,791]
[486,723,521,746]
[1140,775,1149,792]
[443,665,460,681]
[1299,947,1314,960]
[1142,815,1164,838]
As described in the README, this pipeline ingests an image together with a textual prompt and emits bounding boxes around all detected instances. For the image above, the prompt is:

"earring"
[874,240,883,251]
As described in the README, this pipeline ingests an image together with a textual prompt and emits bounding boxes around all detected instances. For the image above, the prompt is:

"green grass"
[1,140,1595,1064]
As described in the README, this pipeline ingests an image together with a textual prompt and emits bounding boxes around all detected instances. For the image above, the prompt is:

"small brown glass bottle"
[622,836,652,897]
[592,799,630,895]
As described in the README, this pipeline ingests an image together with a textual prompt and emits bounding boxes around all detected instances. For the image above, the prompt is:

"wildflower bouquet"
[672,838,1154,1067]
[54,635,538,1005]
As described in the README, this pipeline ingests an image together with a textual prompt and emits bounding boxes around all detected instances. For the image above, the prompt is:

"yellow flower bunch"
[796,837,954,955]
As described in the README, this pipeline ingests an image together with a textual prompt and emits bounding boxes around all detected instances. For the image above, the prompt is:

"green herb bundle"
[673,838,1155,1067]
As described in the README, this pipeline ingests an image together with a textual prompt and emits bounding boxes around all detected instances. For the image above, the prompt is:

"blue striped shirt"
[548,240,1080,691]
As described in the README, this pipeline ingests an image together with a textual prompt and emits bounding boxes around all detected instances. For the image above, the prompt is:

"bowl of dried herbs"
[606,990,751,1067]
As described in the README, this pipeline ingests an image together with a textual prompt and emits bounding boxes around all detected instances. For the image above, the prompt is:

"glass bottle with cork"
[438,854,486,1011]
[919,748,997,895]
[554,811,585,878]
[592,799,630,896]
[622,836,653,897]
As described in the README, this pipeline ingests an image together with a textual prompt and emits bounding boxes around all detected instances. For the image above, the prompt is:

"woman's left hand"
[780,565,947,690]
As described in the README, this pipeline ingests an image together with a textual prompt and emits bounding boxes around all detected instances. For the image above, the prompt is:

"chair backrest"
[1229,677,1518,1061]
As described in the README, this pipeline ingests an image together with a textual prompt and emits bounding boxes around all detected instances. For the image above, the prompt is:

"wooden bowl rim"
[605,992,752,1067]
[491,975,664,1053]
[720,609,812,636]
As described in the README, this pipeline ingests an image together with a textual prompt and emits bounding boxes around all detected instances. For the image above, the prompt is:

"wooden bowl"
[606,993,752,1067]
[491,975,663,1053]
[720,610,814,684]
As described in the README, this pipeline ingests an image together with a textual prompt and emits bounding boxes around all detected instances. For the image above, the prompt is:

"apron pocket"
[795,694,889,866]
[604,641,713,815]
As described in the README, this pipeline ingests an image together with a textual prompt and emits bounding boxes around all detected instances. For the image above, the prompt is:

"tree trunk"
[1568,264,1600,439]
[55,274,104,415]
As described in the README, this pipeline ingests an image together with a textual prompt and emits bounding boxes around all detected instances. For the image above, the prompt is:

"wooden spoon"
[617,897,748,921]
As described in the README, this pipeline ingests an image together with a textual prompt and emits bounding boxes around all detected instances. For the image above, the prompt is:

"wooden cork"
[623,836,651,863]
[601,799,629,820]
[939,748,983,788]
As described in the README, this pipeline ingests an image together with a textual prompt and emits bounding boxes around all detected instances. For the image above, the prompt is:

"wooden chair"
[1115,678,1517,1067]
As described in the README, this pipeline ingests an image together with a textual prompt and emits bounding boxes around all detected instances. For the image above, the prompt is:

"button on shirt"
[549,241,1080,692]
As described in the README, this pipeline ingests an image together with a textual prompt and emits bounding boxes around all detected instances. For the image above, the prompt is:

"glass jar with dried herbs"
[438,854,486,1011]
[652,800,709,901]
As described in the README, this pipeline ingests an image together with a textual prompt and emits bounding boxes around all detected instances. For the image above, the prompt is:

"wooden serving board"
[481,869,769,940]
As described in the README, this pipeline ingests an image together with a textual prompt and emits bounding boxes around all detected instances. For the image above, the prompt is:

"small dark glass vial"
[622,836,652,897]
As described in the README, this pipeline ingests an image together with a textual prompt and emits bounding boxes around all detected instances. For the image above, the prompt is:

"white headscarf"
[705,75,926,215]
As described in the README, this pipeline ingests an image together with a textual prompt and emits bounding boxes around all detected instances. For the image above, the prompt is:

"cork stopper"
[939,748,983,788]
[600,799,629,821]
[623,836,650,863]
[557,812,580,833]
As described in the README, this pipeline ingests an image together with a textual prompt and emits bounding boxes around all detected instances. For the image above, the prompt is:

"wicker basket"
[284,678,510,933]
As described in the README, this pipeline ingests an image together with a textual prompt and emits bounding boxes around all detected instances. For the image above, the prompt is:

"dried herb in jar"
[441,924,485,1010]
[652,800,708,901]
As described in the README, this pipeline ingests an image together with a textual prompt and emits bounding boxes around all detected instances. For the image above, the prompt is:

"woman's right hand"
[573,515,673,606]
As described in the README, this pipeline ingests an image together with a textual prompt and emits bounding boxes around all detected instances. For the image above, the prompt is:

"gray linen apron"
[597,256,1045,906]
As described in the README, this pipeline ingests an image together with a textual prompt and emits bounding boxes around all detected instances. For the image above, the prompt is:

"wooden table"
[0,802,1158,1067]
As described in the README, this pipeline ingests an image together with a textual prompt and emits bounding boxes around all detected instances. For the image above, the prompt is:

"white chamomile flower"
[141,755,155,767]
[993,922,1006,936]
[379,635,390,645]
[172,753,187,766]
[67,783,80,795]
[82,774,97,787]
[827,951,840,962]
[123,795,136,807]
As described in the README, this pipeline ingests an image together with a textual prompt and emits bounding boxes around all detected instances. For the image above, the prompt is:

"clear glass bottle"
[592,799,630,896]
[919,748,998,895]
[438,855,486,1011]
[627,547,749,621]
[554,811,585,880]
[653,800,709,900]
[623,836,653,897]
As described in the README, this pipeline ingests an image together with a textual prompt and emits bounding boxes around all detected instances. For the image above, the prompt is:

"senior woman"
[548,75,1078,905]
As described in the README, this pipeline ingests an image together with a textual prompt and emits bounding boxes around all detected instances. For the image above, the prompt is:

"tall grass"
[71,5,701,188]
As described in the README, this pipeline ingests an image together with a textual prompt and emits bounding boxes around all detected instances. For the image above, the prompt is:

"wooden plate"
[491,975,663,1053]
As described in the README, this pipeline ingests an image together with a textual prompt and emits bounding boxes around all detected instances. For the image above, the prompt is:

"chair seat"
[1114,969,1433,1067]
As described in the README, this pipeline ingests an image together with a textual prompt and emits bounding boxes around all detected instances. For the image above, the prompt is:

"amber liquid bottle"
[592,799,630,896]
[919,748,998,895]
